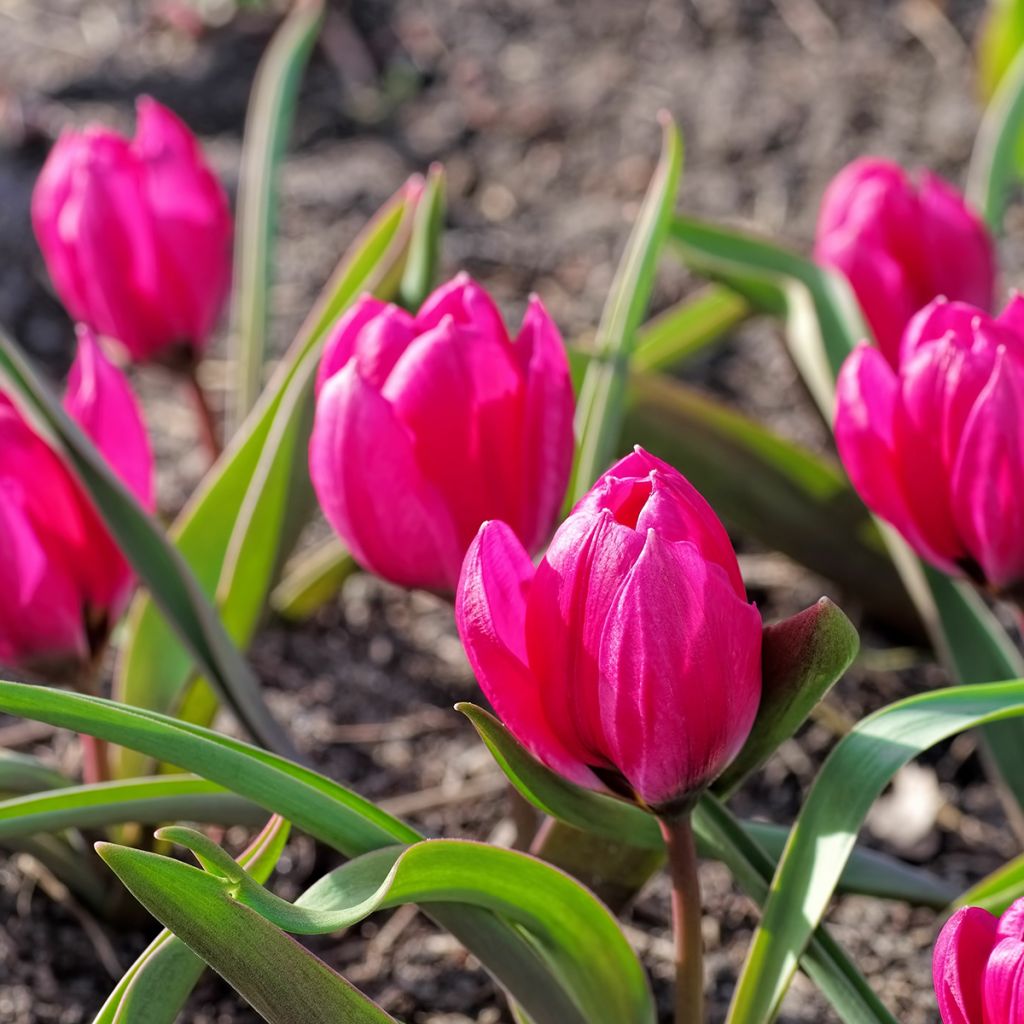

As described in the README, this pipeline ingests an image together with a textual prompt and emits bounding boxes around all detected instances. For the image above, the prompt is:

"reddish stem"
[185,364,222,463]
[659,813,704,1024]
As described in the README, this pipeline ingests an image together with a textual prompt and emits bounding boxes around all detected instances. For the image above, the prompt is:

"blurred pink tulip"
[456,447,762,812]
[934,898,1024,1023]
[0,328,154,667]
[835,295,1024,591]
[32,97,232,364]
[815,158,995,366]
[310,275,575,591]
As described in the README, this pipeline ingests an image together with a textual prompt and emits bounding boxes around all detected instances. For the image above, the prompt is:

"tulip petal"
[315,296,393,396]
[596,531,762,808]
[415,272,509,344]
[456,521,599,789]
[933,907,999,1024]
[309,363,461,589]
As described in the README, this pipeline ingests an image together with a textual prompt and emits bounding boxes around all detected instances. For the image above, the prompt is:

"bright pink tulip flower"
[934,898,1024,1023]
[815,157,995,366]
[0,328,154,666]
[310,274,575,592]
[835,294,1024,591]
[32,97,232,364]
[456,447,762,812]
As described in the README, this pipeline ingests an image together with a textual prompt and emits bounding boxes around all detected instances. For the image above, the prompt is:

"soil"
[0,1,1016,1022]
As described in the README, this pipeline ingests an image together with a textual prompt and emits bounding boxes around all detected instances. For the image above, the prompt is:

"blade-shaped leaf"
[398,162,446,309]
[270,536,358,622]
[953,850,1024,916]
[229,0,325,430]
[571,113,683,498]
[727,680,1024,1024]
[0,749,72,795]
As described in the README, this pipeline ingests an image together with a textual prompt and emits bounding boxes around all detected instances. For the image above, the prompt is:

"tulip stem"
[660,813,704,1024]
[185,364,222,462]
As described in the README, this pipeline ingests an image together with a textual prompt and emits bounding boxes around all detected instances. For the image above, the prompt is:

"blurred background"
[0,1,1007,1022]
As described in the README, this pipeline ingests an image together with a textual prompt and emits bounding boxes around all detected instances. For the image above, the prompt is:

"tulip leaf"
[968,40,1024,233]
[398,162,446,309]
[727,680,1024,1024]
[715,599,860,795]
[0,749,72,796]
[572,113,683,499]
[0,681,596,1024]
[622,372,919,633]
[953,850,1024,916]
[977,0,1024,102]
[114,178,421,778]
[270,535,359,621]
[93,815,290,1024]
[457,703,954,908]
[0,330,297,760]
[96,842,398,1024]
[229,0,325,430]
[153,828,655,1024]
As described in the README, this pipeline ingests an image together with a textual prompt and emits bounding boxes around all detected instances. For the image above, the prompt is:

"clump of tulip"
[32,97,232,366]
[456,446,762,813]
[310,274,575,592]
[835,295,1024,593]
[934,898,1024,1023]
[0,328,153,669]
[815,157,994,366]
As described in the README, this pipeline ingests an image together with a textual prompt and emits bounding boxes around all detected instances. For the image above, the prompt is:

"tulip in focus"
[933,898,1024,1023]
[32,97,232,364]
[815,157,995,366]
[0,328,154,668]
[835,295,1024,593]
[309,274,575,592]
[456,447,762,812]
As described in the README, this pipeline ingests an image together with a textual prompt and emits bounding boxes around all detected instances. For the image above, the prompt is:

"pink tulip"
[455,447,762,811]
[309,275,575,591]
[0,328,154,666]
[32,97,232,364]
[934,899,1024,1022]
[815,158,995,366]
[835,295,1024,591]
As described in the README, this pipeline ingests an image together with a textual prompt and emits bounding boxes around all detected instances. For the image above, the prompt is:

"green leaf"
[97,842,398,1024]
[270,535,359,622]
[715,599,859,795]
[622,372,918,633]
[398,162,446,309]
[0,749,72,796]
[156,828,656,1024]
[953,850,1024,915]
[968,40,1024,233]
[977,0,1024,100]
[0,330,297,760]
[228,0,325,431]
[727,680,1024,1024]
[0,681,599,1024]
[114,177,421,777]
[93,815,291,1024]
[571,114,683,499]
[0,776,265,840]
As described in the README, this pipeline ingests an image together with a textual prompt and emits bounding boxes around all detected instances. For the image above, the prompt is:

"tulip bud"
[835,295,1024,592]
[455,447,762,813]
[0,329,153,667]
[933,899,1024,1023]
[814,158,994,366]
[32,97,232,364]
[309,274,575,591]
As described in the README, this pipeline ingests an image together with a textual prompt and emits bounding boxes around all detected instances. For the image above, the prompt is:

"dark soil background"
[0,0,1018,1022]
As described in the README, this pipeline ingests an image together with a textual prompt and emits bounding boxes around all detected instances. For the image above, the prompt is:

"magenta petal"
[315,296,392,396]
[456,521,599,789]
[415,272,509,344]
[309,363,461,589]
[983,937,1024,1023]
[596,532,762,808]
[933,907,999,1024]
[513,295,574,552]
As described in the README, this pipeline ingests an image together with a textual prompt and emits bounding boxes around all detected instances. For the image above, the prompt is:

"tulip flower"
[455,446,762,812]
[32,97,232,365]
[0,328,154,668]
[835,295,1024,592]
[310,274,575,592]
[815,157,995,366]
[933,898,1024,1023]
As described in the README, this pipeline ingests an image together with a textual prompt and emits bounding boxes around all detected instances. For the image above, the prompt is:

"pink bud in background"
[32,97,232,364]
[814,158,994,366]
[456,447,762,812]
[0,329,154,667]
[310,275,575,591]
[835,295,1024,591]
[933,898,1024,1023]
